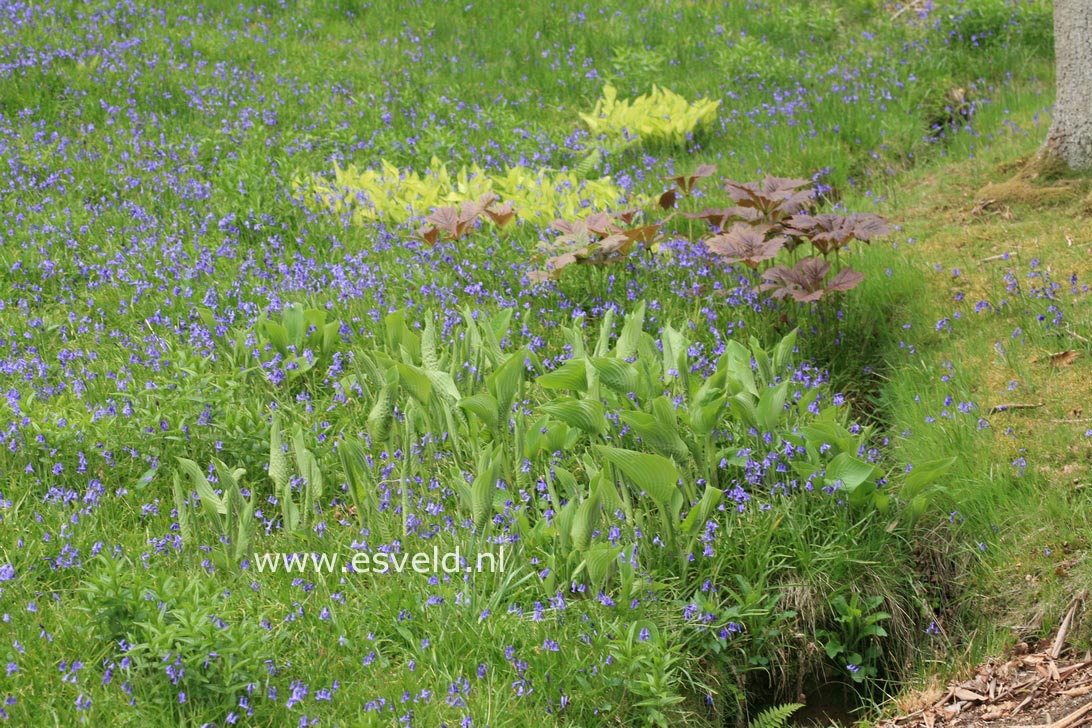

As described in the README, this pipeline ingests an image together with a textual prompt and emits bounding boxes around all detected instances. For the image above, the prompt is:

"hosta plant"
[296,156,631,226]
[580,83,721,149]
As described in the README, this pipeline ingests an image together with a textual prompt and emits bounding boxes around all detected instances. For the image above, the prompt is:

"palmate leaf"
[758,257,863,303]
[785,212,891,255]
[706,223,785,268]
[664,163,717,195]
[685,205,763,230]
[725,175,813,218]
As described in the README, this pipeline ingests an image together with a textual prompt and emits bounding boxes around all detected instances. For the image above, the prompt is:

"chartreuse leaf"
[596,446,679,511]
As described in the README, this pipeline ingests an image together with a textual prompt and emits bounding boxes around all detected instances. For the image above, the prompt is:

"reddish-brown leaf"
[658,188,677,210]
[426,206,461,238]
[825,265,865,292]
[706,223,785,268]
[664,163,717,195]
[685,206,763,229]
[483,201,516,228]
[419,224,440,246]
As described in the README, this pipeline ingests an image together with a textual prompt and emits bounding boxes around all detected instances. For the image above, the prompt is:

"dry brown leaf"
[1049,350,1081,368]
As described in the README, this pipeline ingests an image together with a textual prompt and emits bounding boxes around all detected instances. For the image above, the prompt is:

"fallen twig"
[989,402,1046,414]
[979,251,1019,265]
[1052,592,1087,660]
[1049,698,1092,728]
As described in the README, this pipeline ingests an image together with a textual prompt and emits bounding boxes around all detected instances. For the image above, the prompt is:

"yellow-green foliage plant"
[295,156,633,226]
[580,83,721,149]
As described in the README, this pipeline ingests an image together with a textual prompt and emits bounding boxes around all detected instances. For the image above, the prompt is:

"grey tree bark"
[1042,0,1092,171]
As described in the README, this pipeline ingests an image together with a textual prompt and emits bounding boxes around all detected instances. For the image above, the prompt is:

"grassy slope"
[845,107,1092,713]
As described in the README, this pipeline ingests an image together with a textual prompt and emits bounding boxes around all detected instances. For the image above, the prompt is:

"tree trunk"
[1042,0,1092,171]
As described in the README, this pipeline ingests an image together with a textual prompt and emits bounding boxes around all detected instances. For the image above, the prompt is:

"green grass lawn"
[2,1,1088,726]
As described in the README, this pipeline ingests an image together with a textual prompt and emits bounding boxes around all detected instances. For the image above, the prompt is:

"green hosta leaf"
[749,336,774,384]
[571,488,602,552]
[339,439,374,527]
[681,484,724,537]
[593,308,616,358]
[261,319,290,357]
[176,457,224,518]
[490,308,513,342]
[620,404,689,461]
[321,321,340,357]
[757,381,790,431]
[471,450,498,531]
[171,472,194,546]
[553,467,579,501]
[424,368,462,405]
[396,363,433,405]
[690,393,727,436]
[592,468,624,516]
[488,348,526,420]
[556,498,578,551]
[368,381,397,442]
[903,456,957,499]
[801,418,858,455]
[459,393,501,433]
[421,317,442,371]
[772,329,799,370]
[728,392,758,429]
[540,398,607,436]
[536,358,588,391]
[283,304,306,347]
[590,357,638,396]
[721,340,758,397]
[615,301,646,361]
[661,325,687,381]
[582,544,623,591]
[597,446,680,511]
[825,452,878,491]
